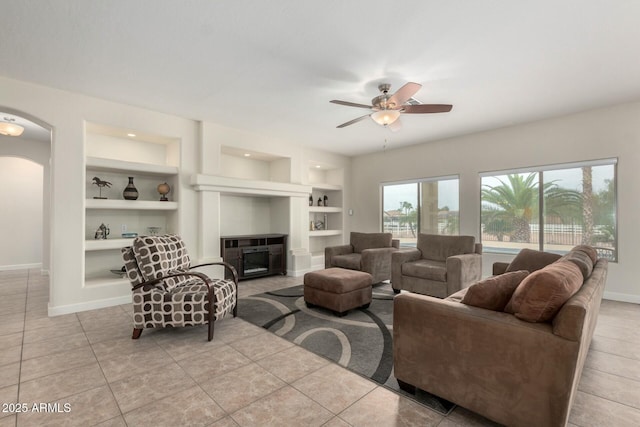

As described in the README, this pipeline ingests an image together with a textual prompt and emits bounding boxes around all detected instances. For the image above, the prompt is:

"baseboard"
[40,269,50,276]
[48,294,132,316]
[287,266,325,277]
[603,291,640,304]
[0,262,42,271]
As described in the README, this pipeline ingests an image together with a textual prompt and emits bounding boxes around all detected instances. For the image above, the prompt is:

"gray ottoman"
[303,267,373,316]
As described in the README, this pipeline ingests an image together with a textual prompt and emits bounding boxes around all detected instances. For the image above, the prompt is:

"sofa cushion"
[558,248,594,280]
[401,259,447,281]
[505,248,562,274]
[417,234,476,262]
[350,232,392,254]
[331,253,362,270]
[461,270,529,311]
[506,261,583,323]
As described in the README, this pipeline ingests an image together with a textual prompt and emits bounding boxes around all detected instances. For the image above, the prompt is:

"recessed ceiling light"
[127,133,136,137]
[315,165,321,168]
[244,153,251,157]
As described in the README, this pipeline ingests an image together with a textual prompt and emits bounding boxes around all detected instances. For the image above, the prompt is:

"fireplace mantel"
[191,174,312,198]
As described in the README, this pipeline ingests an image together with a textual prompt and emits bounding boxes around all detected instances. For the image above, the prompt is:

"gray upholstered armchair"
[391,233,482,297]
[325,232,400,283]
[122,234,238,341]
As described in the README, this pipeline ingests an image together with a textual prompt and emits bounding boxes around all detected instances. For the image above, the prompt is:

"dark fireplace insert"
[242,246,270,276]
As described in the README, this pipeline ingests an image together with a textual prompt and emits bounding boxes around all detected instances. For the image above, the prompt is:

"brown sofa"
[325,232,399,283]
[391,233,482,297]
[393,246,608,427]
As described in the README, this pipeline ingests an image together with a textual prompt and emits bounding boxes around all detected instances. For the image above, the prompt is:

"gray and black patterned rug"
[238,282,455,415]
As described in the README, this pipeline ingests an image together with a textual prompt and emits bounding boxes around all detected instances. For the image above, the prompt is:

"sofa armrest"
[361,247,397,282]
[445,253,482,295]
[393,293,580,427]
[493,262,510,276]
[392,239,400,249]
[325,244,354,268]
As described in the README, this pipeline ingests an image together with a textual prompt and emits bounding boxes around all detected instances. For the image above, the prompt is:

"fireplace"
[242,246,269,276]
[220,234,287,280]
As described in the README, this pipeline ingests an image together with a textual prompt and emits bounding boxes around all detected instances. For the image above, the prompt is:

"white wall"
[0,134,50,272]
[220,195,272,236]
[351,102,640,302]
[0,75,351,314]
[0,157,43,269]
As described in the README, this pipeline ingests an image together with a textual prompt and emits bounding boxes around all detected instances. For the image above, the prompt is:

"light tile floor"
[0,269,639,426]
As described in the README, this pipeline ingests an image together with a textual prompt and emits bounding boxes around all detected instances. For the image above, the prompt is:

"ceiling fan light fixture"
[371,109,400,126]
[0,118,24,137]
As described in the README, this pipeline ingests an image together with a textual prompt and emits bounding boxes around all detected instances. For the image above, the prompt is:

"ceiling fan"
[330,82,452,131]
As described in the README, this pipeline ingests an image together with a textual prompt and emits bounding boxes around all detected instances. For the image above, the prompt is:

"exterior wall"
[350,102,640,303]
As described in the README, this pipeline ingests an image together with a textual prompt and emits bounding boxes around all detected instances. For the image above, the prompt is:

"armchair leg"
[393,288,401,294]
[208,321,214,342]
[132,328,143,339]
[233,303,237,318]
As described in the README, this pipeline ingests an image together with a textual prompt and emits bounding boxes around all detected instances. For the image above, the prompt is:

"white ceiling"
[2,1,640,156]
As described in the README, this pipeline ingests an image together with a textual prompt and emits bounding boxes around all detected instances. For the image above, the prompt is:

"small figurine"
[317,197,322,206]
[323,195,328,206]
[157,182,171,201]
[92,177,112,199]
[94,223,110,240]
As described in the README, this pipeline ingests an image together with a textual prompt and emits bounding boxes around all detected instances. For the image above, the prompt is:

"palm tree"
[582,166,593,244]
[399,201,417,237]
[482,173,581,243]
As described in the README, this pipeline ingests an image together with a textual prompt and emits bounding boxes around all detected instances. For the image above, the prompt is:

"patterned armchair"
[121,234,238,341]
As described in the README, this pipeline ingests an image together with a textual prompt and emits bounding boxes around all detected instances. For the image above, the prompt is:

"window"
[382,176,459,247]
[480,160,617,261]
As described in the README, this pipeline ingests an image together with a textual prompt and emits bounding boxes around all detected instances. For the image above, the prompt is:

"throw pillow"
[506,261,583,323]
[557,249,594,280]
[505,248,562,274]
[461,270,529,311]
[571,244,598,263]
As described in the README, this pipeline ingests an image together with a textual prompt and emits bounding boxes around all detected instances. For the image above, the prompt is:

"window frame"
[381,174,460,244]
[479,158,618,261]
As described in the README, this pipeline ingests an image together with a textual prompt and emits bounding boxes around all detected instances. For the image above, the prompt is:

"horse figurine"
[92,177,112,199]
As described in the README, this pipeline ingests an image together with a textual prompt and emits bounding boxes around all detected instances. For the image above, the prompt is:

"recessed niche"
[221,146,291,183]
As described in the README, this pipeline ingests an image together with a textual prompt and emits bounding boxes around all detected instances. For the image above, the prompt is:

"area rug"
[238,282,455,415]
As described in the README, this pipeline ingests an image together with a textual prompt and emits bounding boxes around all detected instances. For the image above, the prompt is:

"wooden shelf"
[85,238,136,251]
[309,230,342,237]
[308,206,342,213]
[86,157,178,176]
[85,199,178,210]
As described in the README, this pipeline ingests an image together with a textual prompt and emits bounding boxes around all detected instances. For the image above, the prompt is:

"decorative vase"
[309,195,313,206]
[323,195,328,206]
[123,177,139,200]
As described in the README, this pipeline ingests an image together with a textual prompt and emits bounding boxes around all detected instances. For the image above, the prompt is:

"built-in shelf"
[85,238,135,251]
[309,230,342,237]
[308,206,342,213]
[84,276,129,287]
[85,199,178,210]
[310,183,342,191]
[86,156,178,176]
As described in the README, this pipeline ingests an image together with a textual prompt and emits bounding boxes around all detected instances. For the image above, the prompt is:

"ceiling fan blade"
[388,82,422,108]
[387,118,402,132]
[336,114,371,128]
[330,100,373,109]
[402,104,453,114]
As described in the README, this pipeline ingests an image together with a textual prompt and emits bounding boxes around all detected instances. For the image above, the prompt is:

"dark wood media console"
[220,234,287,280]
